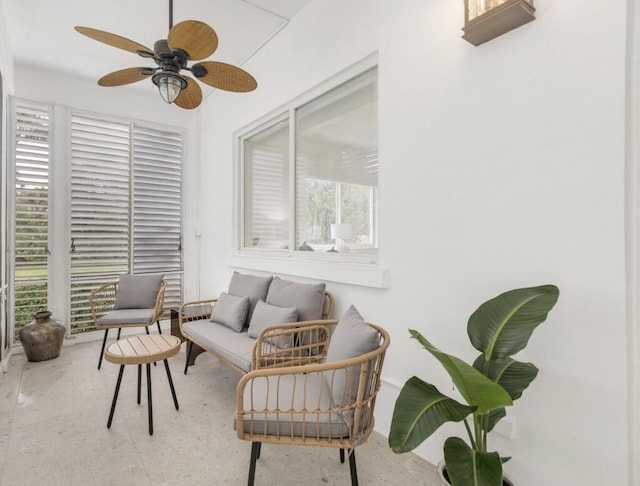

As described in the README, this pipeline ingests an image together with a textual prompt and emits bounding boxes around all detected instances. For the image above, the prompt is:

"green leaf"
[467,285,559,361]
[444,437,503,486]
[410,330,512,414]
[474,355,539,401]
[389,376,475,453]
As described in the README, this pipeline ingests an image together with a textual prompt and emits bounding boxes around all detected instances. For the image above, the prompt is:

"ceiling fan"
[75,0,257,109]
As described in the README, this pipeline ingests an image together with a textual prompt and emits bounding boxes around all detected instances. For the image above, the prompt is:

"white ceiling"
[2,0,311,97]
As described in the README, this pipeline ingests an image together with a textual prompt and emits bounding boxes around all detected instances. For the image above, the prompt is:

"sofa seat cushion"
[182,319,256,372]
[98,308,155,326]
[235,373,349,438]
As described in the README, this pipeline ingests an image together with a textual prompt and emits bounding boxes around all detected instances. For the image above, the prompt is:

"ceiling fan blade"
[192,61,257,92]
[167,20,218,61]
[75,26,154,57]
[98,67,151,87]
[174,76,202,109]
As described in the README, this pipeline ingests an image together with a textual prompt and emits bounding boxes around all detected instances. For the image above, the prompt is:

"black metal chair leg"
[116,328,122,340]
[340,448,345,464]
[349,449,358,486]
[256,442,261,459]
[248,442,260,486]
[163,359,179,410]
[157,320,162,334]
[146,363,153,435]
[98,329,109,370]
[184,340,193,375]
[107,365,125,428]
[137,364,142,404]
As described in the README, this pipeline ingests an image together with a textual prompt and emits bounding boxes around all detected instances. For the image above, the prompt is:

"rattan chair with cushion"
[235,305,390,486]
[90,274,167,369]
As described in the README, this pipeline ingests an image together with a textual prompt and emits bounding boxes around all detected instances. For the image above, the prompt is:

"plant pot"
[437,461,516,486]
[19,311,66,362]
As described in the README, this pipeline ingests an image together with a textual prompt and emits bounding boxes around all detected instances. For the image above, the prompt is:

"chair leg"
[107,365,125,428]
[116,328,122,340]
[184,340,193,375]
[248,442,260,486]
[98,329,109,370]
[348,449,359,486]
[340,448,345,464]
[145,326,150,335]
[157,320,162,334]
[256,442,261,459]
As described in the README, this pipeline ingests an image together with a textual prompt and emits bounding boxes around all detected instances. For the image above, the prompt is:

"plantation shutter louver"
[70,114,131,331]
[13,101,50,335]
[132,126,182,273]
[133,125,184,309]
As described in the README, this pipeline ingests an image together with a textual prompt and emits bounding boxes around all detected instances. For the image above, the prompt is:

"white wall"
[193,0,630,485]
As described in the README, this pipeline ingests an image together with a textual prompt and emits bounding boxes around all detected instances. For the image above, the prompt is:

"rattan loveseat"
[178,272,334,375]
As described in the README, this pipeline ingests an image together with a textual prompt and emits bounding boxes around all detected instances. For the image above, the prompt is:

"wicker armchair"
[236,320,390,486]
[90,275,167,369]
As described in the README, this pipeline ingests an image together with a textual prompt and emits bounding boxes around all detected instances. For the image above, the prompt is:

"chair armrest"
[178,298,216,331]
[252,319,338,370]
[151,280,168,321]
[89,282,117,323]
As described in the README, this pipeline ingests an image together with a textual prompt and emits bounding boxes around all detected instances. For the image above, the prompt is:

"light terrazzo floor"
[0,335,440,486]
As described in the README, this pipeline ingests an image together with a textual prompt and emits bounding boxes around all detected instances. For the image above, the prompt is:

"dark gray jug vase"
[19,311,66,362]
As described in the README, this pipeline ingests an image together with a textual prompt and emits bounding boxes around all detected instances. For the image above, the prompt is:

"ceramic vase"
[19,311,66,362]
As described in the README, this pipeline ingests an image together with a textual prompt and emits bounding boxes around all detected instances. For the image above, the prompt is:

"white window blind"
[243,119,290,249]
[70,114,131,275]
[13,101,50,335]
[133,125,183,274]
[69,115,184,331]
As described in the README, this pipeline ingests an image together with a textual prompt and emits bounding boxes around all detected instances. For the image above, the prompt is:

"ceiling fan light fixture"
[153,73,186,103]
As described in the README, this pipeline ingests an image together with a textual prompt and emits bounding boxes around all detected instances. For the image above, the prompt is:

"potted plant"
[388,284,559,486]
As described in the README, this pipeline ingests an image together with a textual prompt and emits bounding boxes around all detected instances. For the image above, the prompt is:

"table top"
[104,334,181,365]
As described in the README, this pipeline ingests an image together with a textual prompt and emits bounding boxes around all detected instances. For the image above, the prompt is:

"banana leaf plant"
[388,285,559,486]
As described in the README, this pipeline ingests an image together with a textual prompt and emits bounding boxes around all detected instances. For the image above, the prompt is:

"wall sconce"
[463,0,535,46]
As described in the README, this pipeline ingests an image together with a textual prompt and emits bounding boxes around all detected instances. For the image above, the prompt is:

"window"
[240,65,378,263]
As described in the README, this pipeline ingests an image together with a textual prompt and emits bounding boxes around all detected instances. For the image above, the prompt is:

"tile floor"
[0,336,440,485]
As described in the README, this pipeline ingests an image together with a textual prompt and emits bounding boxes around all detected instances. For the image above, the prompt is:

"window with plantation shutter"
[12,100,50,337]
[69,114,131,332]
[133,125,183,309]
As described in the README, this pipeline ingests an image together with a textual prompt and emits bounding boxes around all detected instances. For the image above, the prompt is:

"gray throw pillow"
[114,274,164,309]
[228,272,273,326]
[325,305,379,407]
[265,277,325,322]
[210,292,250,332]
[248,300,298,339]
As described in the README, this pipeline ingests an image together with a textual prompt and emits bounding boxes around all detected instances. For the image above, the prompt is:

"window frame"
[233,54,389,288]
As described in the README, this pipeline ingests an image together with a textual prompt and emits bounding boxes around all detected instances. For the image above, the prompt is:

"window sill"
[229,254,390,289]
